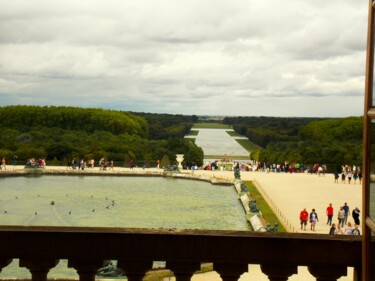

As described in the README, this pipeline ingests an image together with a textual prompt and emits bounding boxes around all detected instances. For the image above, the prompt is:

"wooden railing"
[0,226,361,281]
[0,226,363,281]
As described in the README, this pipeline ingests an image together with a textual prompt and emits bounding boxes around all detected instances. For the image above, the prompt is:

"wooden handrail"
[0,226,364,280]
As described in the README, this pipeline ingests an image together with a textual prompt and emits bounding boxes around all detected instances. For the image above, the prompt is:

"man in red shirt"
[326,203,334,225]
[300,208,309,230]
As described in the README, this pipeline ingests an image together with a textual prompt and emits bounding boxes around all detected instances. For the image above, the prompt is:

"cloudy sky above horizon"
[0,0,369,117]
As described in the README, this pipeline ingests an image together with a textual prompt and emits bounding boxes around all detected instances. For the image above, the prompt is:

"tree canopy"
[0,106,204,166]
[224,116,363,169]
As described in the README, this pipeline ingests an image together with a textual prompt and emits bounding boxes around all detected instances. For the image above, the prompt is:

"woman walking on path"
[338,206,346,227]
[309,209,319,231]
[347,171,352,184]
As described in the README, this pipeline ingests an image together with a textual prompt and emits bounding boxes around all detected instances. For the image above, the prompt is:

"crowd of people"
[201,160,363,181]
[334,164,362,184]
[0,155,363,179]
[257,162,317,174]
[299,202,361,235]
[69,158,114,171]
[25,158,46,168]
[67,158,156,171]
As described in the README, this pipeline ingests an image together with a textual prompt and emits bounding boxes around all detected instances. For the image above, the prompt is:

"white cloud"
[0,0,368,117]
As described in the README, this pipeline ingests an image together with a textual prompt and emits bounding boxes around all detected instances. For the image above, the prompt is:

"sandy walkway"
[184,170,362,235]
[187,169,361,280]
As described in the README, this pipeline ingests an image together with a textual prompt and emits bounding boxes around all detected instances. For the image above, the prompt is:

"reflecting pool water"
[0,175,249,279]
[0,175,249,230]
[192,129,249,156]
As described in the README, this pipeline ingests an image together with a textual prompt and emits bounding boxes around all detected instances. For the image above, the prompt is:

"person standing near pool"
[326,203,334,226]
[299,208,309,231]
[12,155,17,168]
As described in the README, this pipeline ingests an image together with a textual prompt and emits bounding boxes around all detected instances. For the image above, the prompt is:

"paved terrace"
[193,169,361,281]
[193,170,362,235]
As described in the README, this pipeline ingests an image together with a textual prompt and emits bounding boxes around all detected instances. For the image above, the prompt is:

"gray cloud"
[0,0,368,117]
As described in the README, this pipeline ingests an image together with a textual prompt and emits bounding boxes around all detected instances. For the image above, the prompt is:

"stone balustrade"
[0,225,364,281]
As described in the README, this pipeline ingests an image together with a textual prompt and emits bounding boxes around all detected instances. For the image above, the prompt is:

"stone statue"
[96,260,124,277]
[234,163,241,179]
[249,199,259,213]
[240,182,248,193]
[266,222,279,233]
[164,164,179,172]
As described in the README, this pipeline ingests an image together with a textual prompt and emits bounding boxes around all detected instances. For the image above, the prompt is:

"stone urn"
[176,154,184,170]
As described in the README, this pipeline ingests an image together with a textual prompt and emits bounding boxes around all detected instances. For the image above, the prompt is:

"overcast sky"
[0,0,369,117]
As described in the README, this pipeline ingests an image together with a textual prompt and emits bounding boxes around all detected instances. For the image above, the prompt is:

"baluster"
[117,259,153,281]
[0,259,12,273]
[260,264,297,281]
[308,265,347,281]
[19,258,59,281]
[214,262,248,281]
[68,259,104,281]
[166,261,201,281]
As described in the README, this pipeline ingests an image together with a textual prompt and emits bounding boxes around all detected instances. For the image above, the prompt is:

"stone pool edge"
[0,168,259,231]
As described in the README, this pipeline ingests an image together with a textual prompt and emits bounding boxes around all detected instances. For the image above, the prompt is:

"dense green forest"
[131,112,198,140]
[223,116,325,147]
[0,106,203,167]
[224,116,363,169]
[0,106,364,169]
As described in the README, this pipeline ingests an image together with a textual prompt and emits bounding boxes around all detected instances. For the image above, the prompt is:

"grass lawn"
[193,123,231,129]
[226,131,263,152]
[244,181,287,232]
[226,130,242,137]
[187,130,199,136]
[218,163,233,170]
[235,139,263,152]
[204,155,250,160]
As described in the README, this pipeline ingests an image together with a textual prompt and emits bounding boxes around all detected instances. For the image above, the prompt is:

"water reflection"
[0,176,250,230]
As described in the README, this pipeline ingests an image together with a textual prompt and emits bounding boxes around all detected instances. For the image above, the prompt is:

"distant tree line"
[0,106,203,167]
[223,116,363,169]
[131,112,198,140]
[223,116,324,147]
